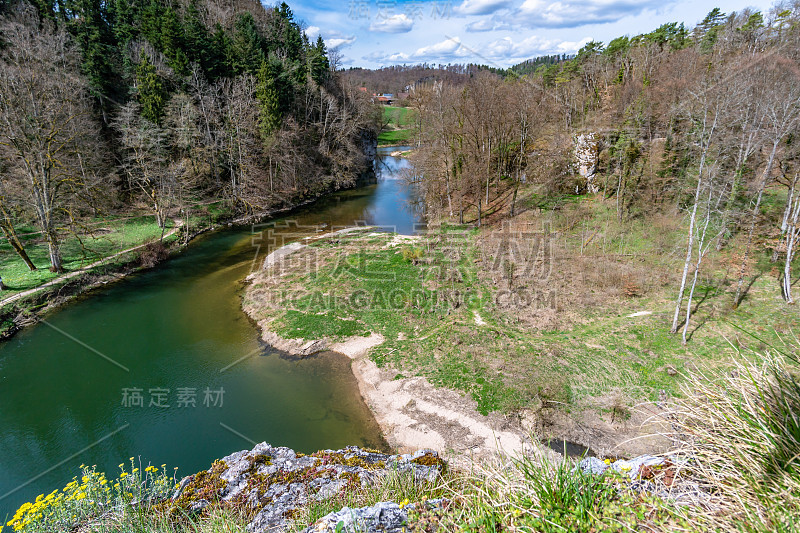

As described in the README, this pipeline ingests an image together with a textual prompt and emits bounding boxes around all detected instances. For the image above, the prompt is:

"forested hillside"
[409,4,800,332]
[341,63,503,96]
[0,0,378,273]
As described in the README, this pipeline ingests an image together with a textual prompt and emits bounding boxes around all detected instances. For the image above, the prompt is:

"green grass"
[377,129,413,146]
[382,106,416,129]
[378,106,417,146]
[277,310,369,340]
[0,216,174,297]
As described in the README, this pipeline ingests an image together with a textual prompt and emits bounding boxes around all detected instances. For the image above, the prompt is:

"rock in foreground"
[170,443,445,532]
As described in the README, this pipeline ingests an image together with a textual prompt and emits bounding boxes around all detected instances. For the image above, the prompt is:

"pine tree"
[256,59,281,140]
[160,6,188,75]
[136,56,166,124]
[107,0,139,75]
[308,35,329,85]
[231,13,265,75]
[208,23,232,80]
[697,8,726,52]
[184,0,211,68]
[140,0,164,47]
[66,0,117,103]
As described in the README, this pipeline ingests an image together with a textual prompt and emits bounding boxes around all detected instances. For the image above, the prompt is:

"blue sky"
[281,0,777,69]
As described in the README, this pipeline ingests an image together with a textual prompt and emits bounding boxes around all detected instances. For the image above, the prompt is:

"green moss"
[158,459,229,519]
[411,453,446,470]
[311,452,386,470]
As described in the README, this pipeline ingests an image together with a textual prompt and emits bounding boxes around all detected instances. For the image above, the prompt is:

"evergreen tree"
[308,35,328,85]
[140,0,164,50]
[107,0,139,75]
[66,0,117,102]
[184,0,211,68]
[208,22,232,80]
[160,6,188,75]
[256,58,281,140]
[136,55,166,124]
[231,12,264,74]
[697,8,726,52]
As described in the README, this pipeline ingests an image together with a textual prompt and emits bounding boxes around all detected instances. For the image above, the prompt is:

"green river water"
[0,147,420,517]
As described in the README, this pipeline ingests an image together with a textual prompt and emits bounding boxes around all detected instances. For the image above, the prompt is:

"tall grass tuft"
[672,350,800,530]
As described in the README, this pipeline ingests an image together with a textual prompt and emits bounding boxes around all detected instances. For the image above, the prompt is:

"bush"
[6,460,177,532]
[401,246,424,265]
[138,241,169,268]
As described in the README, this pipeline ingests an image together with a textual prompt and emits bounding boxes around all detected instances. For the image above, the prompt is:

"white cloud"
[363,36,471,64]
[483,34,591,61]
[465,19,495,31]
[327,36,357,49]
[515,0,672,28]
[306,29,356,50]
[413,37,465,59]
[454,0,514,15]
[465,18,513,32]
[557,37,593,53]
[304,25,320,39]
[369,14,414,33]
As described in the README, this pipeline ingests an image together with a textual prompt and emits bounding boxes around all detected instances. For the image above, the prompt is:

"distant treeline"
[342,63,504,96]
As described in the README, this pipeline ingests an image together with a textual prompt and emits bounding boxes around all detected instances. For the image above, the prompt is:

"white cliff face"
[575,133,600,193]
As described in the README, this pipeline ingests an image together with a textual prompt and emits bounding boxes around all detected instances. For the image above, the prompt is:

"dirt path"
[0,222,183,308]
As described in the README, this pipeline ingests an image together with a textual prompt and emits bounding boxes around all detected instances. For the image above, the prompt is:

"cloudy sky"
[283,0,777,69]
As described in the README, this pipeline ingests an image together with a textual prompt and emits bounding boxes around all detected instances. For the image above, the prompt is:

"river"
[0,147,419,518]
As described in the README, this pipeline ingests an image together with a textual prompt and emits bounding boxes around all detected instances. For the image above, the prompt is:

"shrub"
[401,246,424,265]
[6,460,176,532]
[139,241,169,268]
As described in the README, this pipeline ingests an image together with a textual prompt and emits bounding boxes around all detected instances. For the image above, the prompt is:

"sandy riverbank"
[242,229,670,462]
[242,229,555,463]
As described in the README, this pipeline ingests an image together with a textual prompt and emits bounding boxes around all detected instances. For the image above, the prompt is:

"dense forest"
[408,3,800,337]
[0,0,378,273]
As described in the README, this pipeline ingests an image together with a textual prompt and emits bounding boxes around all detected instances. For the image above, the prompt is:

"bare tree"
[733,55,800,306]
[0,6,103,272]
[115,103,171,231]
[671,80,723,334]
[0,187,37,271]
[781,173,800,302]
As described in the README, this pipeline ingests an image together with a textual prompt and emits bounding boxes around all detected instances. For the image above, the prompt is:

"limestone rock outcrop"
[170,443,445,533]
[575,132,600,193]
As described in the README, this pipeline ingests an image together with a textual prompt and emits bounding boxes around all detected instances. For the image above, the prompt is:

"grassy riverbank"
[378,106,416,146]
[0,200,241,338]
[0,216,177,297]
[243,190,798,454]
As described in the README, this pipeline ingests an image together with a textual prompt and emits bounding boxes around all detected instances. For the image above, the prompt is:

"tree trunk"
[781,194,799,303]
[682,188,714,344]
[672,165,705,333]
[773,172,798,262]
[46,230,63,273]
[0,203,37,270]
[734,140,779,307]
[1,223,37,271]
[510,184,518,218]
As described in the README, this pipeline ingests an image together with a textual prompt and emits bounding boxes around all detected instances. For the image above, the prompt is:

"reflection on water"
[0,148,421,516]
